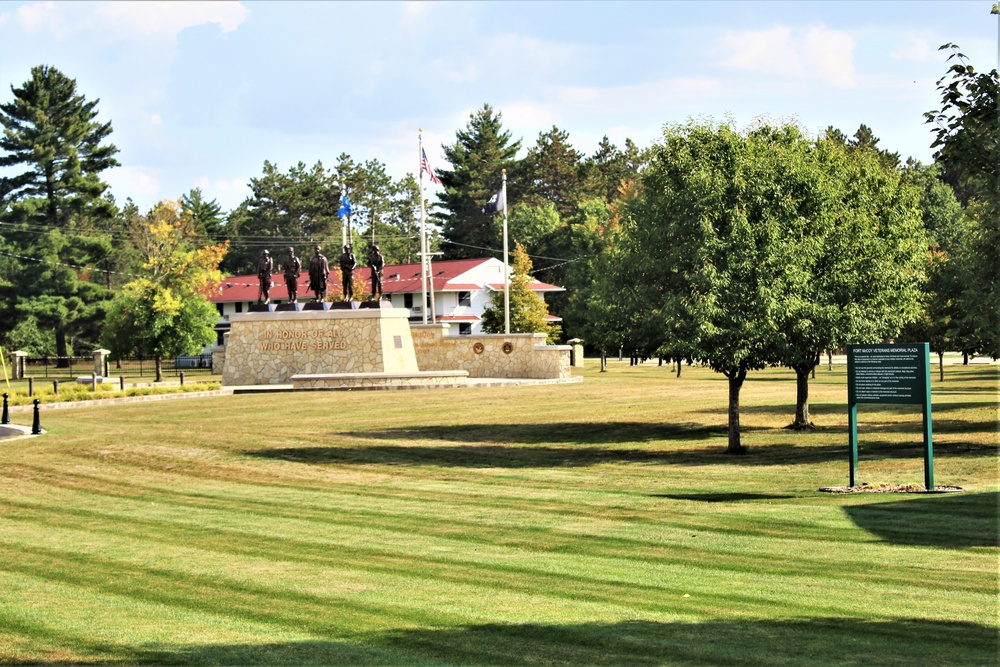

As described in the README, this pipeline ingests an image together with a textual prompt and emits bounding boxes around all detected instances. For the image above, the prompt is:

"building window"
[459,323,472,336]
[404,293,413,308]
[216,303,224,316]
[235,302,243,313]
[216,331,224,346]
[458,291,471,307]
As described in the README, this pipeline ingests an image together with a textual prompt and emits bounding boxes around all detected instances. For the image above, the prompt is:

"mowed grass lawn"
[0,362,996,666]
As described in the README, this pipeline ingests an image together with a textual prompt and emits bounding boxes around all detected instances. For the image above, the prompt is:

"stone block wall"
[411,325,571,379]
[222,309,418,386]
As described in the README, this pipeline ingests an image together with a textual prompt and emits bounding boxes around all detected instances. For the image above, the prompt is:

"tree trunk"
[676,358,682,377]
[963,351,968,365]
[726,368,748,454]
[55,329,69,367]
[790,365,815,429]
[828,349,833,371]
[938,350,944,382]
[155,355,163,383]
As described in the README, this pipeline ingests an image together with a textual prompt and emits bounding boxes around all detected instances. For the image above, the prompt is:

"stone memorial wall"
[410,325,571,380]
[222,309,418,386]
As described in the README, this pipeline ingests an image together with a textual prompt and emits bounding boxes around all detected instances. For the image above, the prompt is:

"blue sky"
[1,1,997,212]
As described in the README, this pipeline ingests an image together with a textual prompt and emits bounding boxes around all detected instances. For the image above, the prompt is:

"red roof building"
[207,257,563,345]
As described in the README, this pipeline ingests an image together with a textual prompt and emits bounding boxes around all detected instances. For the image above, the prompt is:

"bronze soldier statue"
[368,244,385,301]
[308,245,329,301]
[339,244,356,301]
[256,249,274,303]
[283,247,301,302]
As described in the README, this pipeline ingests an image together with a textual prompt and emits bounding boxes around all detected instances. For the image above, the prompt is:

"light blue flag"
[338,195,353,218]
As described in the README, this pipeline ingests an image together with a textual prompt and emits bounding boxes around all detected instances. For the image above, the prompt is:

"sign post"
[847,343,933,490]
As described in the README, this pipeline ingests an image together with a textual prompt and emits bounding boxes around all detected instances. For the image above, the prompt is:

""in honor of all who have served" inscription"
[258,328,347,352]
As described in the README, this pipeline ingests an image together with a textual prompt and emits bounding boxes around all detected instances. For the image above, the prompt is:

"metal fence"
[24,355,214,379]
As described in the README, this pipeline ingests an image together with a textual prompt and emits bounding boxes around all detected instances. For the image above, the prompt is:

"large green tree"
[436,104,521,259]
[0,66,119,360]
[781,135,925,428]
[336,156,424,266]
[221,160,341,275]
[579,136,646,204]
[0,65,119,227]
[900,160,977,374]
[181,188,225,243]
[925,44,999,357]
[518,126,584,220]
[611,123,810,453]
[102,201,227,382]
[606,121,926,452]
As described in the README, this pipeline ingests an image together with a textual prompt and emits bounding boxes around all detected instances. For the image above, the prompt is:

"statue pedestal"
[222,308,419,386]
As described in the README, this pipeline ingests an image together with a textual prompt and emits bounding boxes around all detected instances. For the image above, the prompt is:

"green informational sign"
[848,345,926,405]
[846,343,934,489]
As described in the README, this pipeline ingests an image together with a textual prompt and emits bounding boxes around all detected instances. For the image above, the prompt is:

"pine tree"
[222,160,341,275]
[580,137,646,204]
[436,104,520,259]
[181,188,225,242]
[0,65,119,227]
[0,65,119,361]
[481,243,559,342]
[518,126,583,219]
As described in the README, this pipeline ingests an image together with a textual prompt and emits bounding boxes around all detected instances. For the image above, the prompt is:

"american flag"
[421,149,442,185]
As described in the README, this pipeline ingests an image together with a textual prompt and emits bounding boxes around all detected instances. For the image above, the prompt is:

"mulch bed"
[819,483,964,494]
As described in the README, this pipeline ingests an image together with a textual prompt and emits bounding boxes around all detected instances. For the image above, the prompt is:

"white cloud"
[195,177,249,197]
[431,58,479,84]
[486,33,575,70]
[106,166,162,198]
[500,101,560,135]
[149,113,163,125]
[891,37,933,62]
[719,25,856,87]
[556,77,723,114]
[14,1,64,35]
[95,1,248,37]
[401,1,433,22]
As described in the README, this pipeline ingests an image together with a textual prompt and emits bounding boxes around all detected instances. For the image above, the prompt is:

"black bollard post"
[119,375,125,391]
[179,371,185,386]
[28,377,34,397]
[31,398,41,434]
[53,380,59,394]
[2,393,8,425]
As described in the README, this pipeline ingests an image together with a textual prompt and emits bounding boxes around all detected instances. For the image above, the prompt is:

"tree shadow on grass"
[844,491,998,549]
[127,617,995,666]
[651,492,795,502]
[346,421,730,445]
[244,417,996,469]
[247,437,995,469]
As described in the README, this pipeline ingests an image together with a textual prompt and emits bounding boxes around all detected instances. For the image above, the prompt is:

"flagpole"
[502,169,509,335]
[340,181,347,248]
[418,130,428,325]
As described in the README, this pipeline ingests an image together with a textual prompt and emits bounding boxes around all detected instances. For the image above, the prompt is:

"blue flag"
[338,195,353,218]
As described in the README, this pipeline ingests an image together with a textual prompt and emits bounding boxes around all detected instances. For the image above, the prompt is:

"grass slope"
[0,363,996,665]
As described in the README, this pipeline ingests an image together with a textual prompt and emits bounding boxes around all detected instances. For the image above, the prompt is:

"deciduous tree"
[102,201,227,382]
